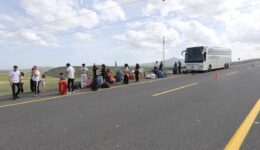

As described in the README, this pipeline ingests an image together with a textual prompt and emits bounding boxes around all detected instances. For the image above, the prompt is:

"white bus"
[182,46,232,72]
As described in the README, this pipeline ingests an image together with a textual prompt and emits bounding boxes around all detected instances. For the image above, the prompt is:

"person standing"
[91,64,99,91]
[173,62,177,74]
[20,72,24,93]
[101,64,107,83]
[66,63,75,94]
[30,68,35,93]
[159,61,163,71]
[9,65,21,100]
[123,64,129,84]
[41,74,46,93]
[32,66,41,95]
[153,61,159,76]
[178,61,182,74]
[80,63,88,88]
[134,63,140,82]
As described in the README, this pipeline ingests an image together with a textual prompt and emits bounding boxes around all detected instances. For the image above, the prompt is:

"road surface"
[0,62,259,150]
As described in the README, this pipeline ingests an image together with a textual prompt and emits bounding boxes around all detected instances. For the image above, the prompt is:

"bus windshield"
[185,47,204,63]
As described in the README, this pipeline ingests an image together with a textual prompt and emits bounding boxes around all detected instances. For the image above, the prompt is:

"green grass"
[0,66,161,97]
[0,72,64,97]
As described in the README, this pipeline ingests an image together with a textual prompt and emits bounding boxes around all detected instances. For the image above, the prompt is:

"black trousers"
[20,83,24,93]
[68,78,74,92]
[12,83,21,98]
[33,81,40,94]
[135,71,139,82]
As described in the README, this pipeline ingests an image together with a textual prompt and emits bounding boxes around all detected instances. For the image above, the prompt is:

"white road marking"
[226,71,238,76]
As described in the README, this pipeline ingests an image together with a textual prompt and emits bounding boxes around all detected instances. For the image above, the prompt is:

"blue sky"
[0,0,260,69]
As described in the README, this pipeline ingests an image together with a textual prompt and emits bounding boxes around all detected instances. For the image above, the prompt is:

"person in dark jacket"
[101,64,107,82]
[134,63,140,82]
[173,62,177,74]
[92,64,98,91]
[159,61,163,71]
[178,61,182,74]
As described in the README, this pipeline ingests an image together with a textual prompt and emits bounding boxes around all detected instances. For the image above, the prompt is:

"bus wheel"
[224,63,227,69]
[208,65,212,72]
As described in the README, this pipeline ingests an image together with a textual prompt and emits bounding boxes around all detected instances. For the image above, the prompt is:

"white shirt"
[81,67,88,75]
[9,70,21,83]
[67,66,75,79]
[154,62,159,69]
[32,70,41,82]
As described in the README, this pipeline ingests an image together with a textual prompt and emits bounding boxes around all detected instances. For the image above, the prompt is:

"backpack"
[101,82,110,88]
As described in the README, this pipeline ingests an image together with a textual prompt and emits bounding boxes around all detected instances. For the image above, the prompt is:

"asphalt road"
[0,62,259,150]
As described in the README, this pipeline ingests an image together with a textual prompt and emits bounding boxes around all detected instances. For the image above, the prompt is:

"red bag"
[59,80,67,95]
[86,77,93,87]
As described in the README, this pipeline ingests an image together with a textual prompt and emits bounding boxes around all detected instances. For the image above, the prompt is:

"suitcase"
[59,80,67,95]
[128,73,134,80]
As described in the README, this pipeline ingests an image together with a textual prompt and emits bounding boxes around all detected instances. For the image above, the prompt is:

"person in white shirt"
[32,66,41,95]
[80,63,88,88]
[66,63,75,94]
[9,65,21,100]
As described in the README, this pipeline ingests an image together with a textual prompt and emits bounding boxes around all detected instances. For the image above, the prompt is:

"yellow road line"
[152,83,198,97]
[225,98,260,150]
[0,75,185,109]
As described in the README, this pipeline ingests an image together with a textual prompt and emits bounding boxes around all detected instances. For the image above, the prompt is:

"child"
[59,72,65,81]
[20,72,24,93]
[41,74,46,93]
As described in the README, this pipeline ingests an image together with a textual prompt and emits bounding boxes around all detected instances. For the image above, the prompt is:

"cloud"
[93,0,126,22]
[74,32,92,41]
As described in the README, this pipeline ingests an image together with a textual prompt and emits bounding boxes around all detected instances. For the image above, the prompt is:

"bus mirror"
[181,50,186,55]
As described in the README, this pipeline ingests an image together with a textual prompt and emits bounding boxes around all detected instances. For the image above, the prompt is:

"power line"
[0,0,144,35]
[0,0,257,49]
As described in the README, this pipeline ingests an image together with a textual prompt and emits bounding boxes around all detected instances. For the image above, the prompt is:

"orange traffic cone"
[215,70,220,80]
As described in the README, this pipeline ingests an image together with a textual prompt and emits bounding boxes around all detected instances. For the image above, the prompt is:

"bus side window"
[204,52,207,61]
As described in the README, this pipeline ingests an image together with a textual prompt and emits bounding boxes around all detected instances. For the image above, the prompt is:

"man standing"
[66,63,75,94]
[9,65,21,100]
[80,63,88,88]
[178,61,182,74]
[32,66,41,96]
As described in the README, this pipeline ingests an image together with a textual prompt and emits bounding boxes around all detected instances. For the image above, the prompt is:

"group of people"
[8,65,46,100]
[8,60,182,99]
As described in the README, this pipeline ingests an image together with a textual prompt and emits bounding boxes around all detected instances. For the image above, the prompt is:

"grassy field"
[0,66,161,97]
[0,72,62,97]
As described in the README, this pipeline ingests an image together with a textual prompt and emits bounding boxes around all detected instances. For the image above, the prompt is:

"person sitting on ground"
[106,68,116,84]
[9,65,21,100]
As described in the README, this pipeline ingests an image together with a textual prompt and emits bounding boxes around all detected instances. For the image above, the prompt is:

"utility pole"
[163,36,165,65]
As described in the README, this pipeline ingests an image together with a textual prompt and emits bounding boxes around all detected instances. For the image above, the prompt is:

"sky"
[0,0,260,69]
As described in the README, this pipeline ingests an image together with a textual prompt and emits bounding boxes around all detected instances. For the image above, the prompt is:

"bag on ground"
[101,82,110,88]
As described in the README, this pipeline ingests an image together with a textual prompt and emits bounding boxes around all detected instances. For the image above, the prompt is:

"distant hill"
[0,66,53,73]
[142,57,184,67]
